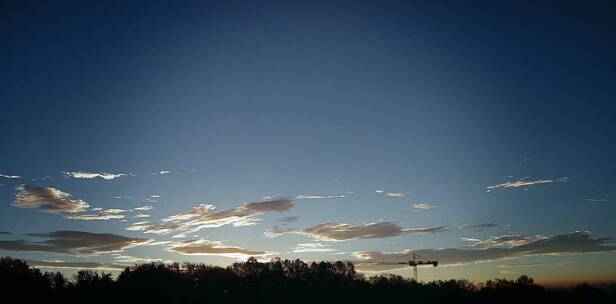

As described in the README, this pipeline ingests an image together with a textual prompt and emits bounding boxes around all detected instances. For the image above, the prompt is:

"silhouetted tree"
[0,256,614,304]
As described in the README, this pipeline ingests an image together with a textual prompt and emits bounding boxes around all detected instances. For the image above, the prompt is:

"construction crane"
[359,253,438,281]
[406,253,438,281]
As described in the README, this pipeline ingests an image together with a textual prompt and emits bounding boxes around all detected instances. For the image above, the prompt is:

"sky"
[1,0,615,285]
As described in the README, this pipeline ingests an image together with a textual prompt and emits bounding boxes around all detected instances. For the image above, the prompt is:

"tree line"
[0,256,613,303]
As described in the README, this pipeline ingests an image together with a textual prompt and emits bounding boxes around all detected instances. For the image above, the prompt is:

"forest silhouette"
[1,256,613,304]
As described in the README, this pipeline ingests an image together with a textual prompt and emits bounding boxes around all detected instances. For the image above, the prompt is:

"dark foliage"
[0,256,613,304]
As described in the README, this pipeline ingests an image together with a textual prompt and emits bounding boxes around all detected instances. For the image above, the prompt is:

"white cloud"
[291,242,336,253]
[145,195,161,202]
[27,259,127,270]
[486,177,567,192]
[65,209,127,221]
[295,194,347,200]
[0,173,21,179]
[112,254,163,263]
[134,213,151,218]
[132,205,154,211]
[63,171,127,180]
[413,203,438,209]
[113,196,132,199]
[128,199,296,235]
[385,192,406,197]
[150,170,171,176]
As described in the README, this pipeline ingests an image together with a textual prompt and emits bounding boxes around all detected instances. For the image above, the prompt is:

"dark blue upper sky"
[1,0,615,283]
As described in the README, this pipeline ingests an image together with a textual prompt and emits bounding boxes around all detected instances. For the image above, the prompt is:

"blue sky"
[1,0,615,284]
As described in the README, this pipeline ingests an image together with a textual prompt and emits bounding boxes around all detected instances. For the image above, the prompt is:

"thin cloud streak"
[65,209,127,221]
[586,198,607,202]
[26,259,128,270]
[63,171,127,180]
[413,203,438,210]
[0,230,151,256]
[385,192,406,197]
[459,223,498,231]
[167,239,267,259]
[265,222,448,241]
[486,177,567,192]
[295,194,347,200]
[0,173,21,179]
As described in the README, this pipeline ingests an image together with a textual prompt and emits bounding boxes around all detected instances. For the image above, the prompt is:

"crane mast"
[407,253,438,281]
[369,252,438,281]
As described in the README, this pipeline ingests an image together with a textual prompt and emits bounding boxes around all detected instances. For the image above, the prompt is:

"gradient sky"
[1,0,615,284]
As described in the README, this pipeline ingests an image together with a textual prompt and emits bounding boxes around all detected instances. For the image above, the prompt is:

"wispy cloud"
[265,222,448,241]
[0,230,151,256]
[150,170,171,176]
[0,173,21,179]
[354,231,614,271]
[465,234,547,248]
[113,196,132,199]
[277,216,298,223]
[65,209,127,221]
[63,171,127,180]
[291,242,336,253]
[295,194,347,200]
[13,185,90,214]
[167,239,267,259]
[112,254,164,263]
[385,192,406,197]
[145,195,161,202]
[128,199,295,235]
[132,205,154,211]
[486,177,567,192]
[26,259,127,270]
[134,213,151,218]
[413,203,438,210]
[585,198,607,203]
[497,262,545,268]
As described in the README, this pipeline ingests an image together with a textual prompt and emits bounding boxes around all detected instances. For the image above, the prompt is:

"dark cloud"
[354,231,614,271]
[0,231,12,235]
[277,216,299,223]
[13,185,131,221]
[167,239,266,258]
[265,222,448,241]
[244,200,295,212]
[13,185,90,214]
[26,259,127,270]
[0,231,151,255]
[497,262,545,268]
[459,223,498,231]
